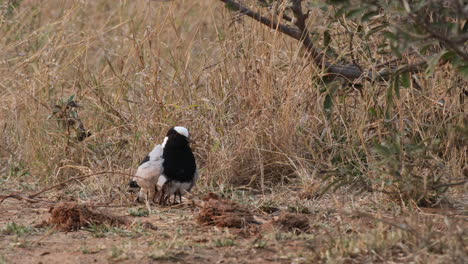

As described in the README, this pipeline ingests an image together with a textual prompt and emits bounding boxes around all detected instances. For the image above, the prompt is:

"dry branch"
[0,171,135,205]
[218,0,425,82]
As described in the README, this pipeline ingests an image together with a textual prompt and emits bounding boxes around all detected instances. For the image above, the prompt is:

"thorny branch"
[218,0,426,82]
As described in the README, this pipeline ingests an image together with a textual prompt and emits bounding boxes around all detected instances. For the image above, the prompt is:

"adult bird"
[128,126,198,206]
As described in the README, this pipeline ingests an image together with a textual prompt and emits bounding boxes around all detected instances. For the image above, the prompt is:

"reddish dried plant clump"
[46,202,127,231]
[271,212,310,232]
[197,193,256,228]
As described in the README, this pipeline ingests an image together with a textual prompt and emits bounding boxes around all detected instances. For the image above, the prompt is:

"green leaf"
[346,8,363,19]
[456,64,468,78]
[323,30,331,47]
[373,144,391,156]
[335,6,348,17]
[324,94,333,113]
[425,51,446,76]
[362,11,379,22]
[224,2,238,11]
[366,24,388,39]
[401,71,410,89]
[390,44,402,58]
[67,94,75,103]
[393,75,401,98]
[386,84,394,109]
[368,107,377,118]
[420,41,439,55]
[382,31,398,41]
[402,0,411,13]
[329,0,350,4]
[442,51,457,63]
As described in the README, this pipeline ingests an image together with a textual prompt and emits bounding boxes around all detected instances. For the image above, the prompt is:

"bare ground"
[1,182,466,264]
[0,199,306,264]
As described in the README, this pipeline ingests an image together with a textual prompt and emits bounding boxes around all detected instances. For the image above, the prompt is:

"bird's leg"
[145,189,151,213]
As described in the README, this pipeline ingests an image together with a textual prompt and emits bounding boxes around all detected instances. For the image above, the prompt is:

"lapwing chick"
[129,140,164,210]
[129,126,198,206]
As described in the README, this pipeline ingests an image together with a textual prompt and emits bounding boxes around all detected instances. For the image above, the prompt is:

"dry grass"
[0,0,466,263]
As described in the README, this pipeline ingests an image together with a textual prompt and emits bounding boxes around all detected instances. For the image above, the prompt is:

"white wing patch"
[157,175,168,188]
[148,143,164,161]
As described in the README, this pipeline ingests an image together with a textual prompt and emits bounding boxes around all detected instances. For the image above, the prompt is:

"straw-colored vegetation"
[0,0,466,263]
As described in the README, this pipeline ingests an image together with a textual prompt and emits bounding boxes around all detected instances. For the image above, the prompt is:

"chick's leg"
[136,188,145,203]
[148,187,156,204]
[158,185,166,206]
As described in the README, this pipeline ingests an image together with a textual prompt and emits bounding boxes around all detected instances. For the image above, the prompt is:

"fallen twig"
[0,171,135,205]
[0,193,55,204]
[432,180,467,190]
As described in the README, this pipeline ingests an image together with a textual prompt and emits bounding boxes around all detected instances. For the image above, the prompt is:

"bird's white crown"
[174,126,189,138]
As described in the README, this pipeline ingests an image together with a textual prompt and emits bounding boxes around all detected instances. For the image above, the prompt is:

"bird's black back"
[162,131,196,183]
